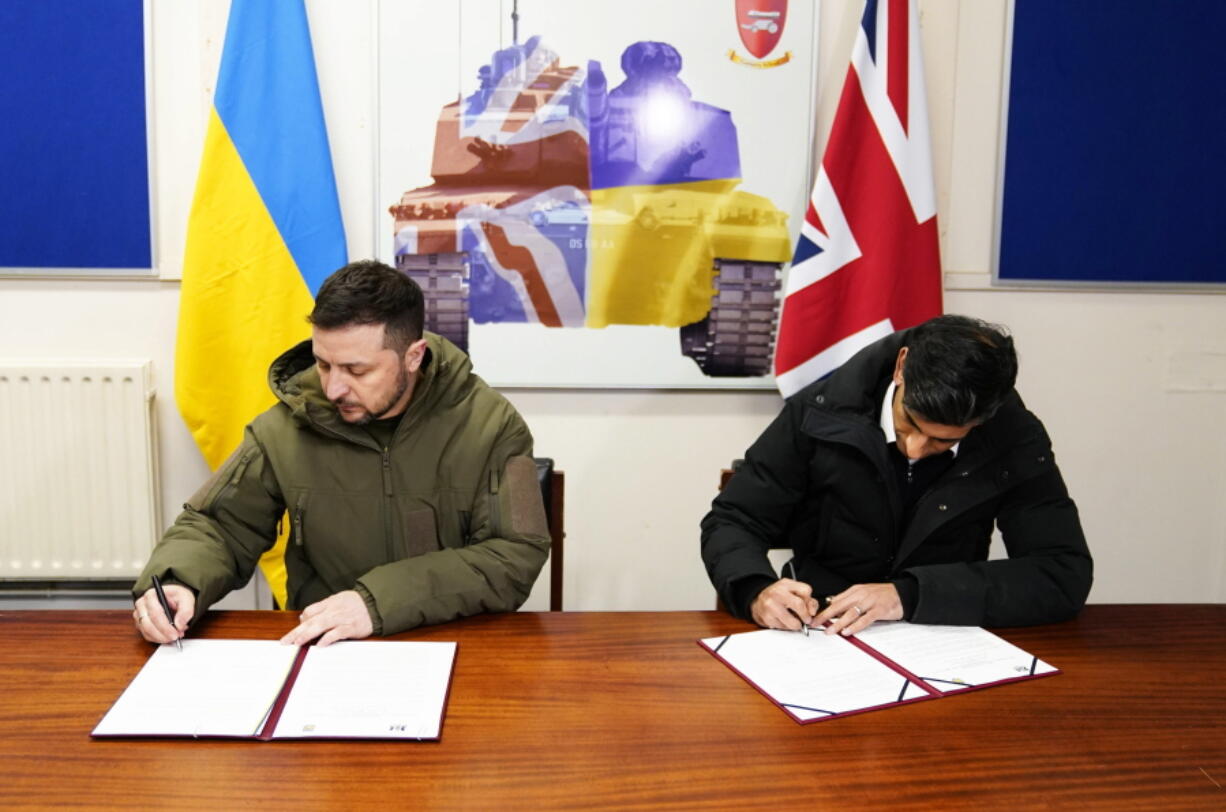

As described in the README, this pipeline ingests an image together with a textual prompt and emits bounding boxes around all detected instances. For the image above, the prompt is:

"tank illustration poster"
[377,0,817,387]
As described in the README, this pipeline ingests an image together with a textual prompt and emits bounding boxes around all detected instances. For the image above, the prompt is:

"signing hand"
[133,584,194,645]
[750,578,819,632]
[814,583,903,636]
[280,590,374,647]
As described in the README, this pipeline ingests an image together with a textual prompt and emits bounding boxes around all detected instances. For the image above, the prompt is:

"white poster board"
[377,0,817,387]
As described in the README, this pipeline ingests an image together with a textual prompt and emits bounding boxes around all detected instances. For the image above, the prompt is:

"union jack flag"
[773,0,942,397]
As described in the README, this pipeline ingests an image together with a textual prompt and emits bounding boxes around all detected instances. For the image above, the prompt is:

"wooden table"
[1,606,1223,810]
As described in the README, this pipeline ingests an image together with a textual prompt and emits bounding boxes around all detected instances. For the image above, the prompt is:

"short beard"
[343,363,410,426]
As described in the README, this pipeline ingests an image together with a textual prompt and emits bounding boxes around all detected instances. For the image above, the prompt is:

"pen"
[784,560,811,635]
[151,574,183,651]
[788,608,811,636]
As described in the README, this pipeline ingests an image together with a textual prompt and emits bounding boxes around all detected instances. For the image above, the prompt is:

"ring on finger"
[853,605,865,617]
[137,613,148,622]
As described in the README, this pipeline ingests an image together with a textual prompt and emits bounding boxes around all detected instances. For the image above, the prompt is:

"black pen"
[784,560,812,635]
[151,574,183,651]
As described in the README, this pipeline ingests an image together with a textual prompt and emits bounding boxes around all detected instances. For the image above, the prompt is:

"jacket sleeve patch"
[503,455,549,539]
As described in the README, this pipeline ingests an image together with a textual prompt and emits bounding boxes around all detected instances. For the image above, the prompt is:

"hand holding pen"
[783,561,814,636]
[133,575,195,648]
[749,578,818,634]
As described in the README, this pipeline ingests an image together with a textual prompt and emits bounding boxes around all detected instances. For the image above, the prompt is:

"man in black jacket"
[701,315,1092,637]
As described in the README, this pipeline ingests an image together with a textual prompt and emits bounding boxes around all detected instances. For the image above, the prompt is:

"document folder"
[93,639,457,740]
[700,622,1058,724]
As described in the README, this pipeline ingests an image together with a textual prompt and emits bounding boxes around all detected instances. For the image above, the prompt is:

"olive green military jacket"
[134,333,550,635]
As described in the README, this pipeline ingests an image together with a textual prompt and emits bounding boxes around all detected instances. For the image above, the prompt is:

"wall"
[1,0,1222,611]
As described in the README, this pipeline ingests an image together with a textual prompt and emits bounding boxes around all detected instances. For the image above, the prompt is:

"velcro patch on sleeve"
[503,455,549,539]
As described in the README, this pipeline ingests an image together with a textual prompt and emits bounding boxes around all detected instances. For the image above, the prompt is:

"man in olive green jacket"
[132,260,550,645]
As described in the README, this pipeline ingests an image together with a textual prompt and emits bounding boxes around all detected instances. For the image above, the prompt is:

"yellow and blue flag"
[176,0,346,605]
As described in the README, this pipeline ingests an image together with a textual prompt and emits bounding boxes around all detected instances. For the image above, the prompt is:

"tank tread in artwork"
[680,259,781,377]
[397,252,471,353]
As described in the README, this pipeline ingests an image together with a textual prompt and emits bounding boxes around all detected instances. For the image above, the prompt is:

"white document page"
[273,640,457,739]
[92,640,300,737]
[701,630,924,722]
[855,622,1056,693]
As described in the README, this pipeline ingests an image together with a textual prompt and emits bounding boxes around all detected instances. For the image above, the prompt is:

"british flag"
[773,0,942,397]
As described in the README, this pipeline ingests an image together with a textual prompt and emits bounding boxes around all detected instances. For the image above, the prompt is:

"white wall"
[1,0,1222,611]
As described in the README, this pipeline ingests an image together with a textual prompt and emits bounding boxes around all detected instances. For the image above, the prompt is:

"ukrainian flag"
[176,0,346,607]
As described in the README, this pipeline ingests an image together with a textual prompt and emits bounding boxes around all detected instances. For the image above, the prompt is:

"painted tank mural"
[390,33,790,376]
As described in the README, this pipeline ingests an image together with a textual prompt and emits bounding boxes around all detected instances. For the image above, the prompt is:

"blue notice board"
[0,1,151,271]
[997,1,1226,286]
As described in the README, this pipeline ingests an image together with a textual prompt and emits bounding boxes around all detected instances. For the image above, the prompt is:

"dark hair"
[308,260,424,353]
[901,314,1018,426]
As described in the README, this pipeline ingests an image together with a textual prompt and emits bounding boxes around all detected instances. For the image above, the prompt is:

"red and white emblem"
[736,0,787,59]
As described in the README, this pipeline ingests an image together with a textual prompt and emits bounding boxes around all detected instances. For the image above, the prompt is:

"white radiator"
[0,360,160,580]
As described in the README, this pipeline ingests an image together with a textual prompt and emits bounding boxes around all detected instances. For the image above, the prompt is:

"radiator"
[0,361,160,581]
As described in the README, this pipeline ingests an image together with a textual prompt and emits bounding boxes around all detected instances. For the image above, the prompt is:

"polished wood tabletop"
[0,605,1223,810]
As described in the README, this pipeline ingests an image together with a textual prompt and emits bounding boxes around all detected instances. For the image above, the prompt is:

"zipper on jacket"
[382,447,395,561]
[489,468,503,534]
[229,453,253,486]
[292,494,306,547]
[201,451,254,511]
[381,448,394,497]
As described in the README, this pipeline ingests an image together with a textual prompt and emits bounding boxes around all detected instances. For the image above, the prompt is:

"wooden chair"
[534,458,565,611]
[719,457,744,490]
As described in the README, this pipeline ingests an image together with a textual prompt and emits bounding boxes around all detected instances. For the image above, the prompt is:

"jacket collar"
[266,331,473,445]
[797,328,1030,468]
[795,329,906,452]
[795,329,1046,565]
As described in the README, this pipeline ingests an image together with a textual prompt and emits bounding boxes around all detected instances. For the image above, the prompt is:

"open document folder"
[93,639,457,740]
[699,623,1057,724]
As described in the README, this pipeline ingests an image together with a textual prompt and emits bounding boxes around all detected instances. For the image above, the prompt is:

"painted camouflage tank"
[390,37,790,376]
